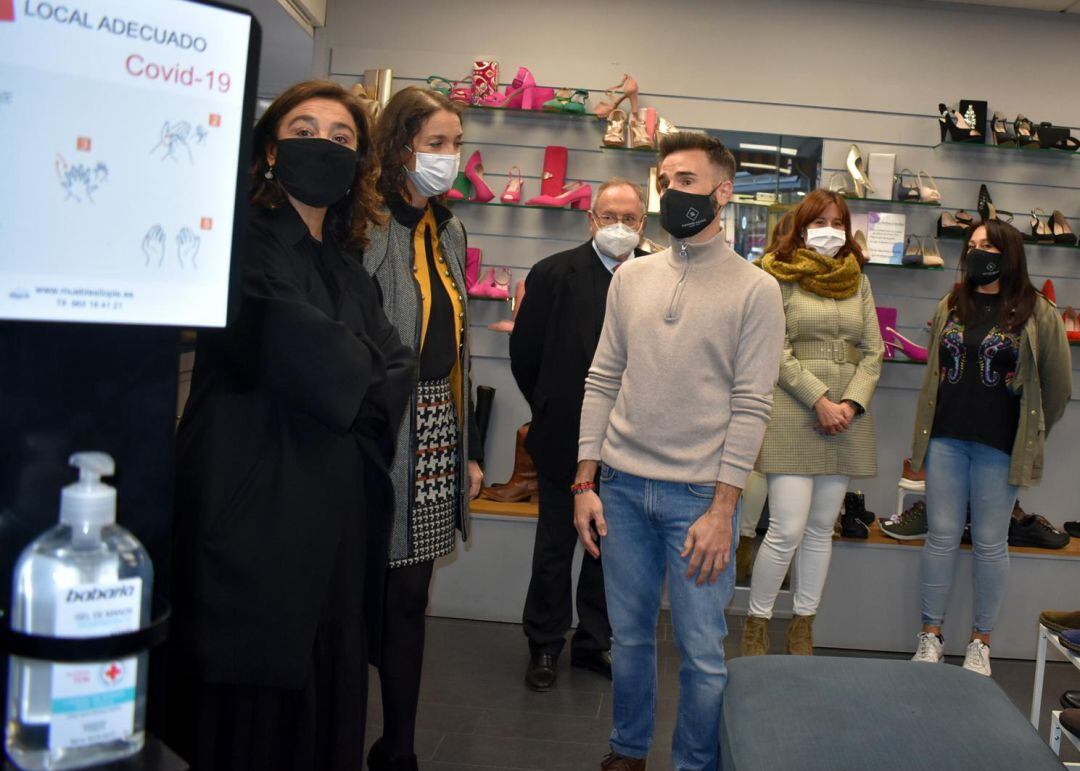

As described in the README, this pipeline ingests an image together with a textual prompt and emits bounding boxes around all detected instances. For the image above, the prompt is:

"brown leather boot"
[599,751,646,770]
[740,615,769,657]
[786,614,815,655]
[479,423,539,503]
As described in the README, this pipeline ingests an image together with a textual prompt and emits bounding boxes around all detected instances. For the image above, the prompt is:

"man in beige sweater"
[573,133,785,771]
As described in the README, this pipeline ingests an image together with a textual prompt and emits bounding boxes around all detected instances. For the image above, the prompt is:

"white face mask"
[594,222,641,259]
[805,226,846,257]
[405,149,460,197]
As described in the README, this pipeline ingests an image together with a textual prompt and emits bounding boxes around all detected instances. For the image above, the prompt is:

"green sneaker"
[881,500,928,540]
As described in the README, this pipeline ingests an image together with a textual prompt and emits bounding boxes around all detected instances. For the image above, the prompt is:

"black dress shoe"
[572,650,612,680]
[1061,690,1080,710]
[1065,521,1080,538]
[525,653,557,692]
[367,738,419,771]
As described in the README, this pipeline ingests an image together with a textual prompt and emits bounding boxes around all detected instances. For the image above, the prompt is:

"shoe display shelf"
[939,233,1080,253]
[469,104,597,119]
[865,261,945,272]
[471,498,538,519]
[1049,709,1080,769]
[450,200,590,214]
[844,196,941,208]
[599,144,657,154]
[1030,623,1080,767]
[803,524,1080,659]
[933,141,1080,162]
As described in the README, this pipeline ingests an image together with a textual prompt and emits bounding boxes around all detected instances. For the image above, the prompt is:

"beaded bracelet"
[570,481,597,496]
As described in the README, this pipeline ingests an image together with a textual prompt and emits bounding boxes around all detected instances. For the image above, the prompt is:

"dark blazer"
[171,204,414,688]
[510,241,643,480]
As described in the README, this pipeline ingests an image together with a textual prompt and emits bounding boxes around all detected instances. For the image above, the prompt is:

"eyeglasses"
[592,212,643,228]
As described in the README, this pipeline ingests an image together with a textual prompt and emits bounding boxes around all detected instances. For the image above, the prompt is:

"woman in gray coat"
[741,190,884,657]
[363,86,484,771]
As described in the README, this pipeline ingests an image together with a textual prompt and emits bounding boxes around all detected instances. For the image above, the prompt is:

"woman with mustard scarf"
[741,190,884,657]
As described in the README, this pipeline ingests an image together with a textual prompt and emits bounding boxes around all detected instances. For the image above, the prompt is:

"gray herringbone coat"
[362,204,473,563]
[756,274,884,477]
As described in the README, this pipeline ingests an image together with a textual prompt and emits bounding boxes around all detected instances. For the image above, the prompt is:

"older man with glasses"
[510,178,647,691]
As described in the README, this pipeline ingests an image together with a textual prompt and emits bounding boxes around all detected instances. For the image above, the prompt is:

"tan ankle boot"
[740,615,769,657]
[786,614,815,655]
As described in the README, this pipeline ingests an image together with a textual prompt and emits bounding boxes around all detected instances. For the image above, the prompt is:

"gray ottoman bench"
[721,656,1063,770]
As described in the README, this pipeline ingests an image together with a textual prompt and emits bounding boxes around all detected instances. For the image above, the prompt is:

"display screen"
[0,0,258,327]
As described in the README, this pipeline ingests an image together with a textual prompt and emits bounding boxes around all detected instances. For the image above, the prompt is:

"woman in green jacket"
[909,218,1070,677]
[741,190,884,657]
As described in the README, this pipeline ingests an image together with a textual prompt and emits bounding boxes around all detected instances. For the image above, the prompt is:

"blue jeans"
[921,438,1018,634]
[599,465,738,771]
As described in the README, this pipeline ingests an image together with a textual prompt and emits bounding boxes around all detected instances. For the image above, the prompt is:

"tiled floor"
[366,614,1080,770]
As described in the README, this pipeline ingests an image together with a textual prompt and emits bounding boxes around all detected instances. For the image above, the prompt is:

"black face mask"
[273,138,359,207]
[966,248,1003,286]
[659,185,721,240]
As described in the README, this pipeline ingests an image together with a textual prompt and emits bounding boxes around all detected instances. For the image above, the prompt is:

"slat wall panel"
[318,0,1080,523]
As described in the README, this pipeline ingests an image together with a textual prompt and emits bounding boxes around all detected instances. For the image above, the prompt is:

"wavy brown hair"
[374,86,463,200]
[949,218,1037,332]
[251,80,384,251]
[771,189,866,266]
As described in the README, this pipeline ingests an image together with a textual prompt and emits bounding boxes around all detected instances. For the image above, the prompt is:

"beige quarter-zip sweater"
[579,231,785,488]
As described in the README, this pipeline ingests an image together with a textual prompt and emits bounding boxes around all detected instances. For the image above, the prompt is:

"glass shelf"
[449,200,589,214]
[599,145,656,154]
[932,141,1080,161]
[468,105,596,119]
[865,261,945,271]
[845,196,941,208]
[939,234,1080,252]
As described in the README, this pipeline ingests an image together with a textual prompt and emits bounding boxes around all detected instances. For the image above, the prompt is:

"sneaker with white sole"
[912,631,944,663]
[962,640,992,676]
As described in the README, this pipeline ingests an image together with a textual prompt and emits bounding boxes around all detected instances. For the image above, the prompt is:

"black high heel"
[1031,209,1055,243]
[992,113,1017,147]
[1014,115,1040,149]
[938,103,981,142]
[1050,210,1079,246]
[938,210,974,238]
[978,184,993,221]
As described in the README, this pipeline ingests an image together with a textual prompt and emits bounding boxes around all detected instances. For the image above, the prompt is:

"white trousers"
[747,474,850,619]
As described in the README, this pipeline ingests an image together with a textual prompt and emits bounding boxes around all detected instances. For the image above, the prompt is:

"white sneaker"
[962,640,992,676]
[912,632,944,663]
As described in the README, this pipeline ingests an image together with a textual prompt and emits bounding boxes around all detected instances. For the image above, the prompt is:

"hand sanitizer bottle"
[5,453,153,770]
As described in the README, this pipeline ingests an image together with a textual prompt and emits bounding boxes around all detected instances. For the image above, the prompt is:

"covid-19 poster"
[0,0,254,326]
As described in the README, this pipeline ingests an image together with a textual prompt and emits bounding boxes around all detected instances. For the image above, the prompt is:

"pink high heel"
[465,247,482,291]
[532,87,555,111]
[469,267,511,300]
[464,151,495,203]
[524,181,592,210]
[479,67,536,109]
[876,306,897,360]
[884,326,928,363]
[501,166,523,204]
[489,279,527,333]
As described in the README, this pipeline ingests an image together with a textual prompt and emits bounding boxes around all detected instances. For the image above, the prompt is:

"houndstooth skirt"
[390,377,459,568]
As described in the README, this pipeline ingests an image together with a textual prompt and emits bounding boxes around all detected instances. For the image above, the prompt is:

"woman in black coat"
[166,80,414,771]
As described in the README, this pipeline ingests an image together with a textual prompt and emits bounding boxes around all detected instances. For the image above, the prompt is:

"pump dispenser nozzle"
[61,451,118,529]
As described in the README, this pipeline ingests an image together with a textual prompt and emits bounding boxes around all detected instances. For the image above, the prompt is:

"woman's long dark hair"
[251,80,384,251]
[949,218,1037,332]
